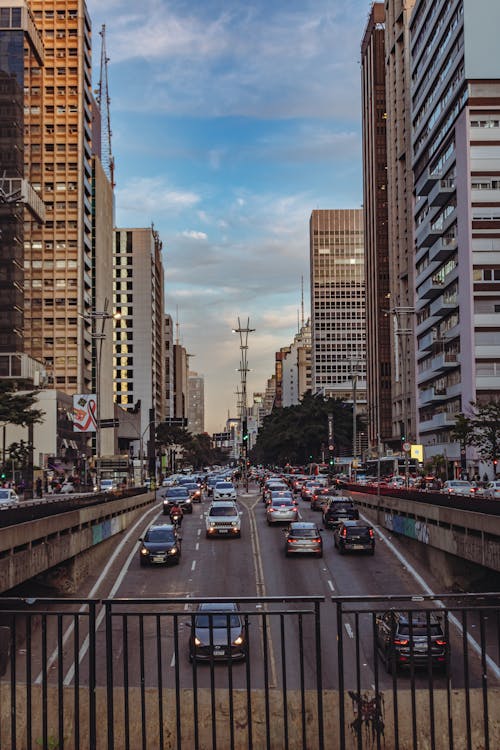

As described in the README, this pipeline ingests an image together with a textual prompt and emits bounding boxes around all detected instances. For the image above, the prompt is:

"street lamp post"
[86,298,120,488]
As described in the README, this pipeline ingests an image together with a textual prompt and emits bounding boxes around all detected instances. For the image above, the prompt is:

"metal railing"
[0,593,498,749]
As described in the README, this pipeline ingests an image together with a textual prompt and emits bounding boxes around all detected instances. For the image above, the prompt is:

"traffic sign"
[328,445,334,451]
[402,442,411,452]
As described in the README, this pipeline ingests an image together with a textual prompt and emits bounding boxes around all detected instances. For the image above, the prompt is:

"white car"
[0,488,19,504]
[442,480,474,495]
[213,481,237,501]
[484,480,500,499]
[205,501,241,538]
[100,479,117,493]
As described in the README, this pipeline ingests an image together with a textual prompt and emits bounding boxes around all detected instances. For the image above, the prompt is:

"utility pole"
[232,318,255,491]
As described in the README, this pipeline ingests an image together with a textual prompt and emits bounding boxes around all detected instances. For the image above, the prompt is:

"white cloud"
[114,177,200,220]
[180,230,208,240]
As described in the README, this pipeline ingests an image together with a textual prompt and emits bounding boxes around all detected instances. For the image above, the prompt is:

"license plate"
[218,529,228,534]
[153,556,164,563]
[352,545,364,550]
[213,648,225,655]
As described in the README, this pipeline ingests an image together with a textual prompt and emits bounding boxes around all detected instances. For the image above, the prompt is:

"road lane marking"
[191,560,196,572]
[247,492,278,688]
[327,580,335,592]
[344,623,354,639]
[364,513,500,680]
[195,542,199,551]
[37,500,164,686]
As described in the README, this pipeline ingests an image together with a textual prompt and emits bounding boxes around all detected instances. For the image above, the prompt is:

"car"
[184,482,203,503]
[310,487,338,511]
[100,479,117,493]
[300,481,321,502]
[484,480,500,499]
[265,489,295,507]
[442,480,474,495]
[59,481,76,493]
[162,486,193,514]
[333,520,375,555]
[262,480,288,503]
[322,497,359,529]
[187,602,247,662]
[213,481,237,501]
[139,523,181,566]
[284,522,323,557]
[0,488,19,504]
[375,610,448,672]
[205,501,241,538]
[266,498,299,525]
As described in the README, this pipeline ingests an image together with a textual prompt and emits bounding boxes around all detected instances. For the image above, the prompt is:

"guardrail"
[0,593,498,749]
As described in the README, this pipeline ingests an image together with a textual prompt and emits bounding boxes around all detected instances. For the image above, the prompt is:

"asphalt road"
[40,480,495,693]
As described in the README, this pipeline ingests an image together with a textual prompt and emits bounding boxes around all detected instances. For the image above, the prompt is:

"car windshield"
[272,500,293,507]
[0,490,12,500]
[291,528,318,537]
[209,506,236,516]
[166,488,188,497]
[450,481,470,486]
[195,613,241,628]
[329,503,354,512]
[145,529,175,543]
[216,483,233,490]
[346,527,370,536]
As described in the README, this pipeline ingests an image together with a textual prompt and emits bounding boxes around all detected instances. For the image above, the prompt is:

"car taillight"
[369,529,374,538]
[393,638,409,646]
[268,508,274,513]
[313,538,321,543]
[436,639,447,646]
[342,528,347,538]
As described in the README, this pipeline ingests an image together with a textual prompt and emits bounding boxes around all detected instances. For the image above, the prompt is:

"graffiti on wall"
[384,513,429,544]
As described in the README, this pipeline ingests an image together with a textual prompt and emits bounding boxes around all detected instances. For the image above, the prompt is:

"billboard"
[73,394,97,432]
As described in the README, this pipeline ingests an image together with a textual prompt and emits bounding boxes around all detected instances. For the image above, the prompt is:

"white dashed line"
[327,580,335,592]
[191,560,196,571]
[195,542,199,551]
[344,623,354,639]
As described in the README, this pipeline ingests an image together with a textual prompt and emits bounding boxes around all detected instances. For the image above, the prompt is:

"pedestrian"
[36,477,43,498]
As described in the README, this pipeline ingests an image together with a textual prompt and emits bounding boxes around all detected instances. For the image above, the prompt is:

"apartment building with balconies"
[410,0,500,462]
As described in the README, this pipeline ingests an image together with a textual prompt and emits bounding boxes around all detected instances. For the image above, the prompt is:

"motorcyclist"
[169,502,183,527]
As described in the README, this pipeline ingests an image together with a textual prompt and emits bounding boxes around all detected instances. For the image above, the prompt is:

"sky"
[86,0,371,434]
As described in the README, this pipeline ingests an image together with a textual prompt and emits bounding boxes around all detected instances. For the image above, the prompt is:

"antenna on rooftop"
[96,25,115,188]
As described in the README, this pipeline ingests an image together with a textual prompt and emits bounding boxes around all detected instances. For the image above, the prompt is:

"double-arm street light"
[232,318,255,487]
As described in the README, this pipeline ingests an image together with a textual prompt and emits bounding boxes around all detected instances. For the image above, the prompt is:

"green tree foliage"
[0,381,44,427]
[450,413,475,451]
[8,440,33,469]
[469,402,500,473]
[250,392,354,466]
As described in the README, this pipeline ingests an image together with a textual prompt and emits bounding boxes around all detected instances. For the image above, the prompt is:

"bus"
[365,456,419,479]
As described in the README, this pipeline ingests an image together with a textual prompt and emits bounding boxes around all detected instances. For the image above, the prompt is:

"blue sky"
[87,0,371,433]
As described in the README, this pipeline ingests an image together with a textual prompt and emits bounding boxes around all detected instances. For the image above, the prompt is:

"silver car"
[266,498,299,525]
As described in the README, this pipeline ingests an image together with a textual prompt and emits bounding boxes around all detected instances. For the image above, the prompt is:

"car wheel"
[339,545,345,555]
[369,549,375,556]
[317,551,323,558]
[333,537,338,548]
[285,549,290,557]
[140,558,146,567]
[384,649,395,674]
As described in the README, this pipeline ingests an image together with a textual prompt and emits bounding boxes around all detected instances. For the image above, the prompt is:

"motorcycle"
[169,510,183,527]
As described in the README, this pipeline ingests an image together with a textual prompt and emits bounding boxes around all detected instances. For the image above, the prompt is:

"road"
[31,480,492,695]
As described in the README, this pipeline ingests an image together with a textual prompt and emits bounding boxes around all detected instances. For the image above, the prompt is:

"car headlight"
[194,637,202,646]
[140,548,149,556]
[231,522,237,527]
[233,636,244,646]
[168,547,178,555]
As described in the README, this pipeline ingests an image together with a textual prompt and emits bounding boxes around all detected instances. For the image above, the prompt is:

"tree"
[470,402,500,476]
[250,392,353,466]
[0,381,45,428]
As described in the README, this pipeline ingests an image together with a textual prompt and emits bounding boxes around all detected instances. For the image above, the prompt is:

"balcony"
[420,410,457,431]
[429,233,457,263]
[418,274,445,299]
[432,351,459,371]
[428,178,455,207]
[418,385,447,406]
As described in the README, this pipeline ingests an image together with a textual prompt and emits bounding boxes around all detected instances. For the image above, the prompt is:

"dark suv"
[322,497,359,529]
[334,520,375,554]
[162,486,193,514]
[375,610,448,672]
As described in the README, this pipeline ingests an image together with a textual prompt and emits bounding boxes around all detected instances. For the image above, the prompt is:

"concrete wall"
[1,686,497,749]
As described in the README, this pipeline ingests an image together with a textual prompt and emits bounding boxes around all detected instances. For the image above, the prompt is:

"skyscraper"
[24,1,96,395]
[309,209,366,405]
[361,2,392,454]
[410,0,500,467]
[385,0,418,447]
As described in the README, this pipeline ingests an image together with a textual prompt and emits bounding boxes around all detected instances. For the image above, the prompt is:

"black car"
[187,602,247,662]
[375,610,448,672]
[284,522,323,557]
[162,486,193,514]
[139,523,181,566]
[310,488,338,512]
[322,497,359,529]
[333,520,375,554]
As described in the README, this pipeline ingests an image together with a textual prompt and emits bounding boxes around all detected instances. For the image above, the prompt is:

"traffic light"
[242,419,248,441]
